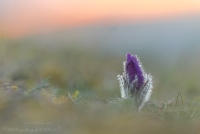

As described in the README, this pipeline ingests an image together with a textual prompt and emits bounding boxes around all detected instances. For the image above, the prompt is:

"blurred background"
[1,0,200,134]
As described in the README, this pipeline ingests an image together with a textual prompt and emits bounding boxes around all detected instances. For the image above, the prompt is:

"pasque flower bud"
[118,54,153,111]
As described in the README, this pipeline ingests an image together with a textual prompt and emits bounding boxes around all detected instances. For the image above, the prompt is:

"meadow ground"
[0,42,200,134]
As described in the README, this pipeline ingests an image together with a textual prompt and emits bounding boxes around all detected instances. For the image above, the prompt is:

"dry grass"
[0,42,200,134]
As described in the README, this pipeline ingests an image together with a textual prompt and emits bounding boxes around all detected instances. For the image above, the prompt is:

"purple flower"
[117,54,153,111]
[126,54,144,90]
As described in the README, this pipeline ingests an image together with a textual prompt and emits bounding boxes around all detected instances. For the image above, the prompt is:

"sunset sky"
[0,0,200,37]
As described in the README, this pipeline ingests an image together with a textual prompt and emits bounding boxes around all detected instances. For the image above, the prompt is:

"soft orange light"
[0,0,200,37]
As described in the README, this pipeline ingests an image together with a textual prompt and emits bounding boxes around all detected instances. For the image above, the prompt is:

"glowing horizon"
[1,0,200,37]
